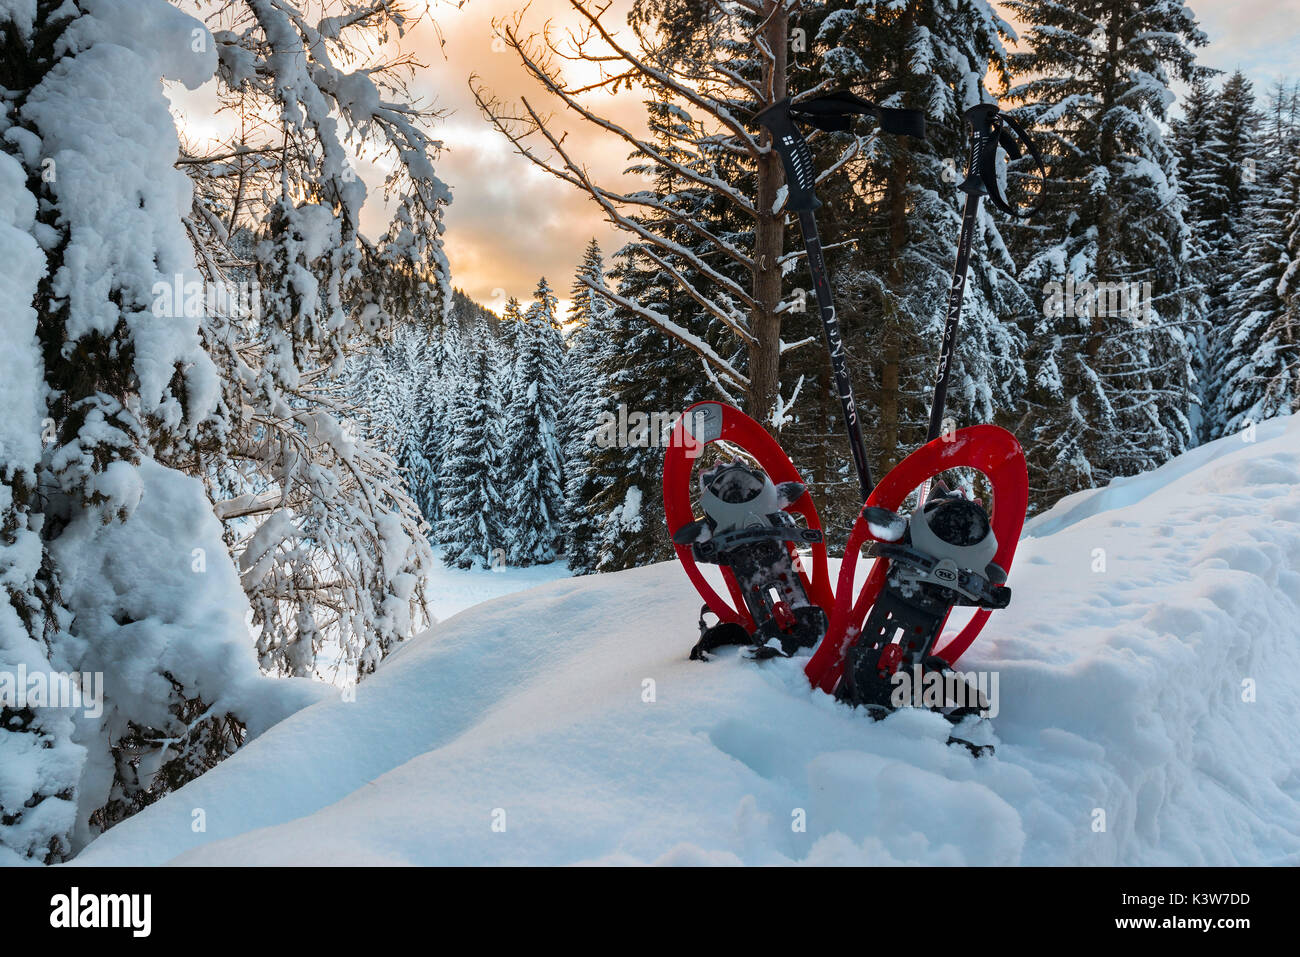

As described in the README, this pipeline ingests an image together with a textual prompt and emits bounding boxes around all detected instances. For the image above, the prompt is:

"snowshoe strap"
[788,91,926,139]
[867,541,1011,609]
[689,606,756,661]
[959,103,1047,218]
[693,524,823,563]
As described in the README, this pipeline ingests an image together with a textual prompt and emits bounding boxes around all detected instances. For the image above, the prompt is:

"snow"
[421,561,573,623]
[0,150,46,479]
[50,458,330,849]
[70,415,1300,866]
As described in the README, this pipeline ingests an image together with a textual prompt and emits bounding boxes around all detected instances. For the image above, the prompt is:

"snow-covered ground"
[71,416,1300,865]
[422,560,574,623]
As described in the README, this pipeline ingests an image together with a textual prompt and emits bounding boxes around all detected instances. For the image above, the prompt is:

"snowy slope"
[72,416,1300,866]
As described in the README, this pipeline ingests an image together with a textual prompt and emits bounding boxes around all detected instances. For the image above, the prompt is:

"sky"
[175,1,1300,321]
[399,0,640,319]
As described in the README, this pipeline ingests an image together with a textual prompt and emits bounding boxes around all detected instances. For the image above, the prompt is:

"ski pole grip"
[958,103,999,197]
[752,97,821,212]
[958,103,1046,217]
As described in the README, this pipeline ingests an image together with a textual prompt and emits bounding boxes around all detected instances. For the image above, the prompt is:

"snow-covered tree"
[390,336,441,526]
[0,68,80,864]
[561,241,615,570]
[585,251,704,571]
[501,279,567,565]
[1210,82,1300,434]
[497,295,525,353]
[0,0,263,862]
[1173,71,1263,435]
[0,0,451,862]
[438,342,506,569]
[182,0,450,679]
[1004,0,1207,506]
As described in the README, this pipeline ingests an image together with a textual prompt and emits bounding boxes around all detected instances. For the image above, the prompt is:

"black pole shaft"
[797,209,873,502]
[926,191,982,443]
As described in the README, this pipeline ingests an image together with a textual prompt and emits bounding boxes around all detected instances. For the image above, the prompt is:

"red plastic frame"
[663,401,833,630]
[803,425,1028,695]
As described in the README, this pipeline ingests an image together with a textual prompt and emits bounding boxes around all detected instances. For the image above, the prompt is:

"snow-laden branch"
[578,275,750,390]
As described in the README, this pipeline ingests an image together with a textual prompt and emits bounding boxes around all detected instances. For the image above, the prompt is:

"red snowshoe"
[664,401,832,660]
[804,425,1028,699]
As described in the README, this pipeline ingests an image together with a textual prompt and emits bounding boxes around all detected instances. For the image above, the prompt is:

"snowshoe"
[840,487,1009,709]
[664,401,833,661]
[805,424,1028,699]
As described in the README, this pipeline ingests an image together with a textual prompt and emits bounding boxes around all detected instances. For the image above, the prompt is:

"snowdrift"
[73,416,1300,865]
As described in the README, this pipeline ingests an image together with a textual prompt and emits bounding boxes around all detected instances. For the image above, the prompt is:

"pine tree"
[1169,71,1224,422]
[1173,72,1264,437]
[585,249,704,572]
[1004,0,1207,506]
[396,418,438,525]
[565,100,711,571]
[500,279,567,565]
[1209,73,1263,247]
[498,295,525,352]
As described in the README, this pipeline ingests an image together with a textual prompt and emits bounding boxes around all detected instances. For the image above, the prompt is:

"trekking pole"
[920,103,1046,504]
[753,92,925,504]
[927,103,1047,444]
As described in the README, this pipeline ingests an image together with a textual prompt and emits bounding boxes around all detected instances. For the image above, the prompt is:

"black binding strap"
[688,605,779,661]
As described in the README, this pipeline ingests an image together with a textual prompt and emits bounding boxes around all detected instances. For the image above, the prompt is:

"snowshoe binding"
[675,462,828,660]
[840,485,1010,711]
[805,424,1028,698]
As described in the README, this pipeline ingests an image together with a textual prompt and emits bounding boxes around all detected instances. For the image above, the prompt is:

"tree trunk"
[748,0,789,424]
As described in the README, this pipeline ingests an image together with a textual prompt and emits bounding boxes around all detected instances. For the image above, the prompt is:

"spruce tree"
[561,241,615,571]
[1174,72,1263,437]
[571,104,710,571]
[500,279,567,565]
[587,254,702,572]
[437,345,505,569]
[496,295,526,354]
[1211,94,1300,433]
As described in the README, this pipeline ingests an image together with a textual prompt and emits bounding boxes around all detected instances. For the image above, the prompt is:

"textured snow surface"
[73,416,1300,866]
